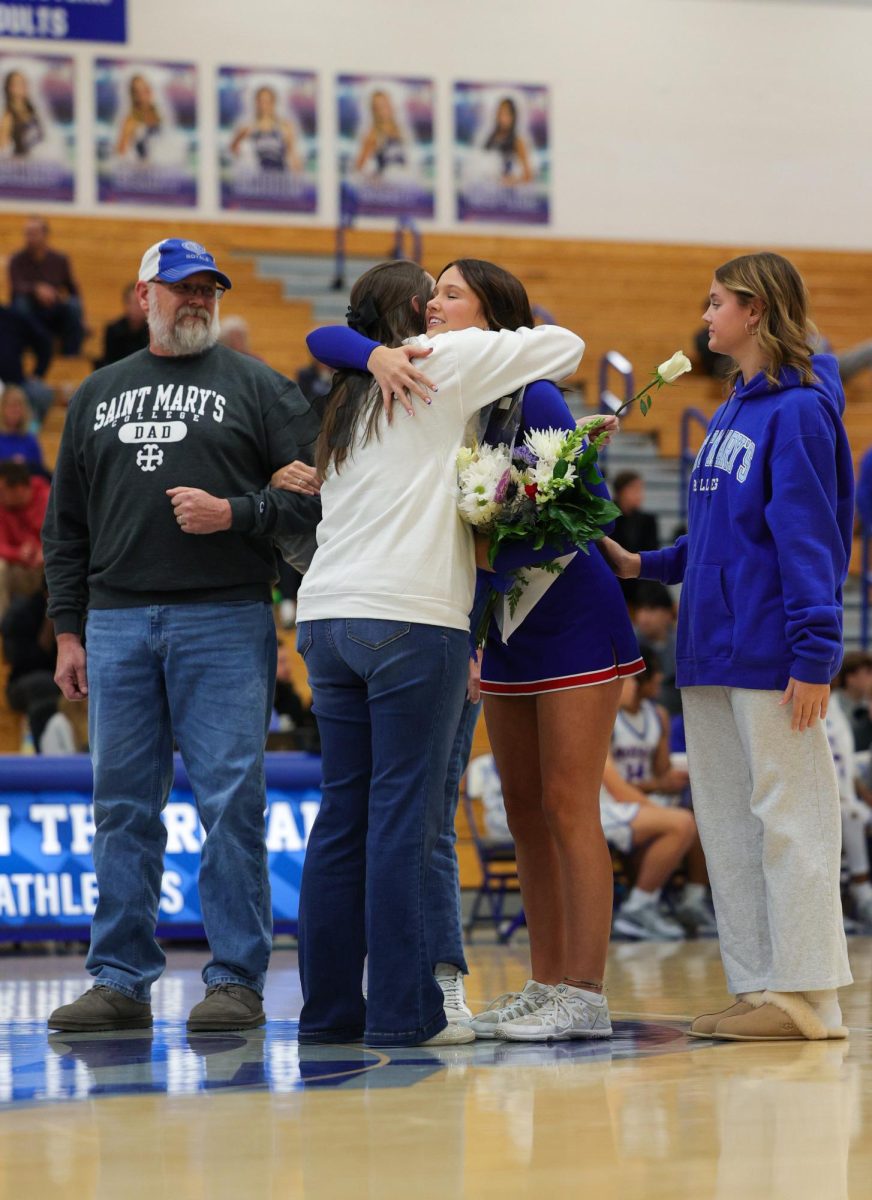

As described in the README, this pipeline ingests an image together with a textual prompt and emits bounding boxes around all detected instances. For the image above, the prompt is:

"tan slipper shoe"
[712,991,848,1042]
[688,998,759,1039]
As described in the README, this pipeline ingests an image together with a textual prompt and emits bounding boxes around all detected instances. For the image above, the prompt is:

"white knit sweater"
[296,324,584,631]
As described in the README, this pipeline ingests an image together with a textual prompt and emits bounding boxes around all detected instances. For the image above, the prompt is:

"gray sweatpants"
[682,686,852,995]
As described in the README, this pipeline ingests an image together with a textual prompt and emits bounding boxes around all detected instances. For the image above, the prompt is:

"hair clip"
[346,294,381,335]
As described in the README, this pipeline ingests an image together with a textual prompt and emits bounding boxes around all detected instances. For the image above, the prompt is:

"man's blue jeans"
[84,602,277,1002]
[425,696,481,974]
[296,618,468,1047]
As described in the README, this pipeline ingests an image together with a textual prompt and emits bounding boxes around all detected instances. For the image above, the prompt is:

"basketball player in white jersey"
[602,649,716,939]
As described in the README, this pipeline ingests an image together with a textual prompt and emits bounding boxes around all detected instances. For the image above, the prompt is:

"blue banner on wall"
[0,754,321,939]
[0,1,126,43]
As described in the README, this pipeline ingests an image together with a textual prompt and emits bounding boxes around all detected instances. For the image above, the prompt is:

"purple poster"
[218,66,318,214]
[454,82,550,225]
[337,73,434,220]
[95,58,197,207]
[0,53,75,201]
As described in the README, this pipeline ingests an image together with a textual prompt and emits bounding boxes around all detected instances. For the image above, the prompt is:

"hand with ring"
[271,460,322,495]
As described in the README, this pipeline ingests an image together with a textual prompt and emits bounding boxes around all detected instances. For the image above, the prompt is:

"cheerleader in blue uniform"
[306,259,642,1042]
[230,86,302,174]
[0,71,43,158]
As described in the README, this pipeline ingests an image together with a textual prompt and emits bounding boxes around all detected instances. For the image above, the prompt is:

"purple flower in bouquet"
[494,468,512,504]
[512,445,537,467]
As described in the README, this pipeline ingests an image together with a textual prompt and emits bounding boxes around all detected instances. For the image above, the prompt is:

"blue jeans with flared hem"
[84,603,276,1002]
[424,696,481,974]
[296,617,468,1047]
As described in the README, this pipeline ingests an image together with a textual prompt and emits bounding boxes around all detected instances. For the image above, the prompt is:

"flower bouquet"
[458,417,620,645]
[458,351,692,647]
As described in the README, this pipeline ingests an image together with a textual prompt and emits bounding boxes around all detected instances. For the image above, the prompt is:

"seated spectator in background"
[631,581,679,715]
[0,301,54,423]
[832,650,872,753]
[296,355,334,413]
[693,322,731,380]
[0,386,48,478]
[0,581,59,748]
[40,695,89,755]
[826,682,872,930]
[465,753,512,842]
[604,650,715,939]
[0,459,49,617]
[611,470,659,604]
[94,282,149,369]
[218,315,261,358]
[274,642,308,725]
[8,215,85,361]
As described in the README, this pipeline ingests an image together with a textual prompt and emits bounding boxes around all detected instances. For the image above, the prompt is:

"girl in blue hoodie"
[603,252,854,1041]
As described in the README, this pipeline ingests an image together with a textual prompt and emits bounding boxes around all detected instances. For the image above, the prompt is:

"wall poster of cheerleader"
[337,73,435,220]
[95,58,198,207]
[0,53,74,202]
[454,81,550,224]
[218,66,318,214]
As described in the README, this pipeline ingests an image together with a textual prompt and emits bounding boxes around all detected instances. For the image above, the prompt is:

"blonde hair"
[714,252,817,390]
[0,384,32,432]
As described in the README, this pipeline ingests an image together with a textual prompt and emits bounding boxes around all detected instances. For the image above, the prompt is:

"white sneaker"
[468,980,554,1040]
[613,901,685,941]
[501,984,612,1042]
[434,963,472,1021]
[672,896,718,935]
[420,1022,475,1046]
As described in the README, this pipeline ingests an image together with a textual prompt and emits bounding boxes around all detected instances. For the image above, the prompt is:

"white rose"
[657,351,692,384]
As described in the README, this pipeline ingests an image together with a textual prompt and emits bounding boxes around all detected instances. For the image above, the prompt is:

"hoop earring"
[744,321,759,337]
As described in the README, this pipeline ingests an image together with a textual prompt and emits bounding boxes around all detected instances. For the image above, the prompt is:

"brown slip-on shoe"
[712,1002,813,1041]
[187,983,266,1032]
[47,985,153,1033]
[712,990,848,1042]
[688,999,757,1039]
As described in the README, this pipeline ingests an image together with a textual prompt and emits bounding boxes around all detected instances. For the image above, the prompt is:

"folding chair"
[461,784,525,943]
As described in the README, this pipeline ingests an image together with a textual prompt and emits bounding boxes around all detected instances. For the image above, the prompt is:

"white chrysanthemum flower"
[457,442,511,527]
[533,460,576,504]
[456,445,476,471]
[523,427,567,468]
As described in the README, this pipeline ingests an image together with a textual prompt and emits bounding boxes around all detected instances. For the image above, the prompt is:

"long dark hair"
[316,260,432,475]
[484,98,517,153]
[437,258,534,331]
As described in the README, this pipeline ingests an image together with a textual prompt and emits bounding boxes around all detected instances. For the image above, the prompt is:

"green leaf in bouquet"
[553,459,568,479]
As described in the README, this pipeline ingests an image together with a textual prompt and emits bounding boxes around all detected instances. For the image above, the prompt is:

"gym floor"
[1,938,870,1199]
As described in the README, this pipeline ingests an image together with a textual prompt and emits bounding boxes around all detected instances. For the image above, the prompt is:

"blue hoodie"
[639,354,854,690]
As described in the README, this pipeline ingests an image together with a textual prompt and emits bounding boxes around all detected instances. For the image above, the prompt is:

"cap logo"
[181,241,207,255]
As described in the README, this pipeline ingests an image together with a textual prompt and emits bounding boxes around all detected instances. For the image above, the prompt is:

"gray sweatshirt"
[43,343,321,635]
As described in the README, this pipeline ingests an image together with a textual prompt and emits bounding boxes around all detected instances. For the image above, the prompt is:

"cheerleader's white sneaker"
[468,980,554,1040]
[434,963,472,1022]
[500,984,613,1042]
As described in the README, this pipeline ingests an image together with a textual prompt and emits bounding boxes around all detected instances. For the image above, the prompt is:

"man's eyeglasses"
[156,280,225,301]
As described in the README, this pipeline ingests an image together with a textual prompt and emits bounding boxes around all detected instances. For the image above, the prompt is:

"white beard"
[148,292,220,356]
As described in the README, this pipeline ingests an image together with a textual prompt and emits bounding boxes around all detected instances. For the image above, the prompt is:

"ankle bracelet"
[563,976,605,993]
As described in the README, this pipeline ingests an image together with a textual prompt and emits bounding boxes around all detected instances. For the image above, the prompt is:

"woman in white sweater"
[294,260,584,1047]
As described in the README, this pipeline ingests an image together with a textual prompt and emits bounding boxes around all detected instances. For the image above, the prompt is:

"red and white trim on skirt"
[480,656,646,697]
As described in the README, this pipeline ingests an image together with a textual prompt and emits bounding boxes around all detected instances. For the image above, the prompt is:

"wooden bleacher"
[3,215,872,886]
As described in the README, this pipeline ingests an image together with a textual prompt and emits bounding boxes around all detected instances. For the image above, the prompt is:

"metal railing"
[598,350,634,468]
[391,215,422,265]
[333,194,423,290]
[679,406,709,521]
[862,530,871,650]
